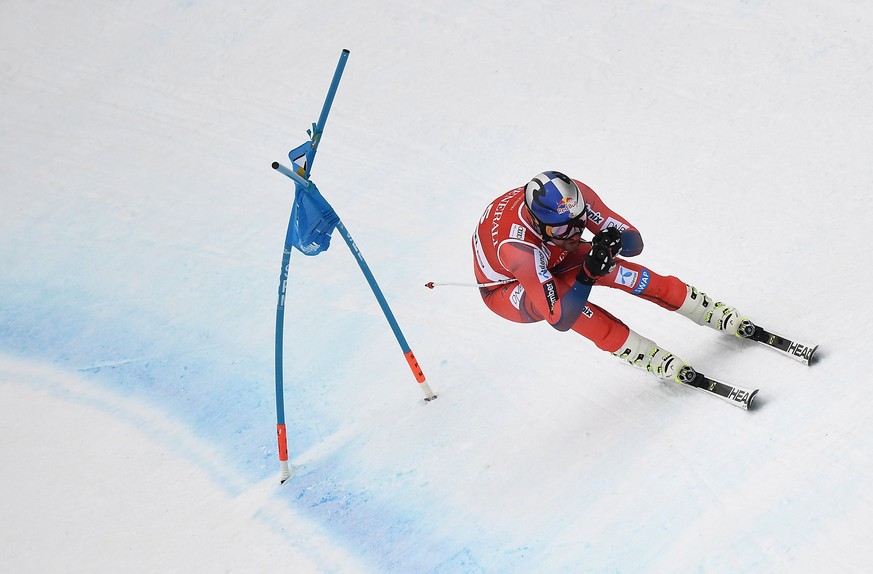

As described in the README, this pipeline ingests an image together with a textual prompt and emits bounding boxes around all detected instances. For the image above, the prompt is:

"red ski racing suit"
[472,179,689,353]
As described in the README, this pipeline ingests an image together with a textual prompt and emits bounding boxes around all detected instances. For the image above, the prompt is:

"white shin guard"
[675,285,755,338]
[612,329,695,383]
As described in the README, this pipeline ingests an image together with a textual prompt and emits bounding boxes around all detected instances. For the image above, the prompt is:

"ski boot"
[613,329,697,384]
[675,285,756,338]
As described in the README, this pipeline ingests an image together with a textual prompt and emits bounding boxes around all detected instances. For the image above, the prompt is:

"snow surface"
[2,1,872,572]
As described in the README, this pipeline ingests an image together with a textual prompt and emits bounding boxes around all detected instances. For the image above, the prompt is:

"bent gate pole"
[272,50,347,484]
[272,50,434,484]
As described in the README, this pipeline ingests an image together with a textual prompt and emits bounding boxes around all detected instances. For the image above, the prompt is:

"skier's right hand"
[577,244,615,284]
[592,227,622,257]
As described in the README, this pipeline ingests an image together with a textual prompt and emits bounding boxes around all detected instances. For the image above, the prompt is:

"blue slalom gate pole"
[270,167,437,406]
[334,220,435,400]
[272,50,348,484]
[305,49,348,177]
[271,49,434,484]
[274,243,293,483]
[286,49,349,180]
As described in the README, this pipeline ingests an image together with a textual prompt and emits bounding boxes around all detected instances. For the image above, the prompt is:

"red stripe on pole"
[277,424,289,462]
[404,350,426,383]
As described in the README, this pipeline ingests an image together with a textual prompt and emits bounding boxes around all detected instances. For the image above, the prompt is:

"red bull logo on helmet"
[556,196,578,215]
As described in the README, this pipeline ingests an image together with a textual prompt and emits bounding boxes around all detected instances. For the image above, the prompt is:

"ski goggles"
[543,213,587,239]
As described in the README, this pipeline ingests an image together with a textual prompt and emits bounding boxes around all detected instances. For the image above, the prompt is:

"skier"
[472,170,757,385]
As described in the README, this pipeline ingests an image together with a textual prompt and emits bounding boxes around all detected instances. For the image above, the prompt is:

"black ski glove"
[576,244,615,285]
[592,227,622,258]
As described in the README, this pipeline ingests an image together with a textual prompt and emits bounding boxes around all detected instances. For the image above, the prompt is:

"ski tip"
[746,389,760,411]
[806,345,820,366]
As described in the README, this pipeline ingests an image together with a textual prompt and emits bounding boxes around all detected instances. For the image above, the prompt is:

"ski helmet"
[524,171,587,239]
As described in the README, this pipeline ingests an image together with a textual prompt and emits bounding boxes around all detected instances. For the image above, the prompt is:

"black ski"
[684,372,758,410]
[748,326,818,366]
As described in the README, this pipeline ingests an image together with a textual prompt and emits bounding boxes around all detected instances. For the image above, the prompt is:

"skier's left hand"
[593,227,622,257]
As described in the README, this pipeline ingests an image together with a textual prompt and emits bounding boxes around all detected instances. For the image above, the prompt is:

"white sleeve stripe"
[473,229,513,282]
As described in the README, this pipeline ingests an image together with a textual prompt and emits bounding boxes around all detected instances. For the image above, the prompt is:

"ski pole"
[424,279,517,289]
[425,262,586,290]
